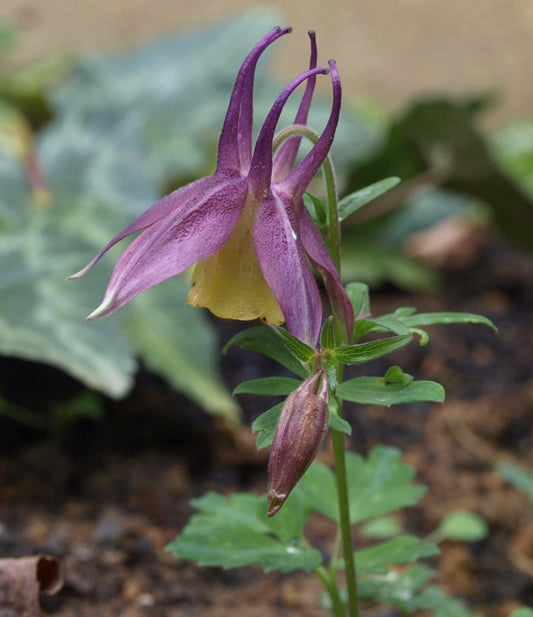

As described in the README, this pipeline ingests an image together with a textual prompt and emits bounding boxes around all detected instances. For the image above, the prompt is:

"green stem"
[315,565,346,617]
[332,425,360,617]
[274,124,358,615]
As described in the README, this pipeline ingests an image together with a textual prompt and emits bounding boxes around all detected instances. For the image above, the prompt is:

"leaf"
[298,446,425,524]
[53,9,370,185]
[360,516,405,539]
[337,376,445,406]
[406,585,478,617]
[166,491,321,573]
[345,282,370,320]
[320,316,336,350]
[496,461,533,501]
[334,335,412,365]
[298,461,339,521]
[0,225,135,398]
[354,535,439,575]
[383,365,414,385]
[510,608,533,617]
[347,446,426,524]
[269,326,316,363]
[402,311,497,331]
[338,176,401,221]
[435,510,488,542]
[303,192,327,227]
[223,326,308,378]
[353,316,411,342]
[251,403,284,449]
[358,562,433,604]
[234,376,300,396]
[328,410,352,435]
[0,120,233,412]
[123,278,238,420]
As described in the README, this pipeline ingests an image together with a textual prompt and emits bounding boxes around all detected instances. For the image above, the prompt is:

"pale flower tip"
[266,492,286,517]
[65,268,86,281]
[66,260,96,280]
[85,291,116,321]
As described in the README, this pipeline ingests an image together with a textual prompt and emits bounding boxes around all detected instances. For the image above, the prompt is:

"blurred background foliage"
[0,9,532,425]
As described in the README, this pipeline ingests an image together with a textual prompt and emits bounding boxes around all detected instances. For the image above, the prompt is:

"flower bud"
[267,370,329,516]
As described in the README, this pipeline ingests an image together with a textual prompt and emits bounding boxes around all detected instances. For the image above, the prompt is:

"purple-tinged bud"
[267,371,329,516]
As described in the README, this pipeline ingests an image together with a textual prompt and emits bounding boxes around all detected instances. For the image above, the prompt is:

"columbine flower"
[267,370,329,516]
[69,27,353,346]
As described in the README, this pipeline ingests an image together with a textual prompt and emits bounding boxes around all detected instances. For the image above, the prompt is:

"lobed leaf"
[167,491,321,573]
[298,446,425,524]
[354,535,439,575]
[347,447,426,524]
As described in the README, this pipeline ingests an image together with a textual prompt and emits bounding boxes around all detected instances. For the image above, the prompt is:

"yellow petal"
[187,197,283,325]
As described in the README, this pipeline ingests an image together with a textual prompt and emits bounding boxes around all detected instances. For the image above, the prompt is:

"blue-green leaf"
[123,278,238,420]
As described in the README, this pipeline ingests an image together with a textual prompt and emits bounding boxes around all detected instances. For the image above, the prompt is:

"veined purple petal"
[86,177,248,319]
[297,204,354,341]
[280,59,341,198]
[253,191,322,345]
[67,174,221,280]
[217,26,291,174]
[272,30,318,181]
[248,66,328,199]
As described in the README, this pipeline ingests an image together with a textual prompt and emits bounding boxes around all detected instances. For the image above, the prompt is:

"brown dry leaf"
[0,555,63,617]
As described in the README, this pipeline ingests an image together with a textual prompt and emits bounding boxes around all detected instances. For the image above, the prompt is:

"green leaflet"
[354,535,439,575]
[166,491,321,573]
[337,375,445,406]
[224,326,309,378]
[338,176,400,221]
[334,335,412,365]
[298,446,426,524]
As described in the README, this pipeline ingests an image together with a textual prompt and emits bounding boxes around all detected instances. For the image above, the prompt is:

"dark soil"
[1,235,533,617]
